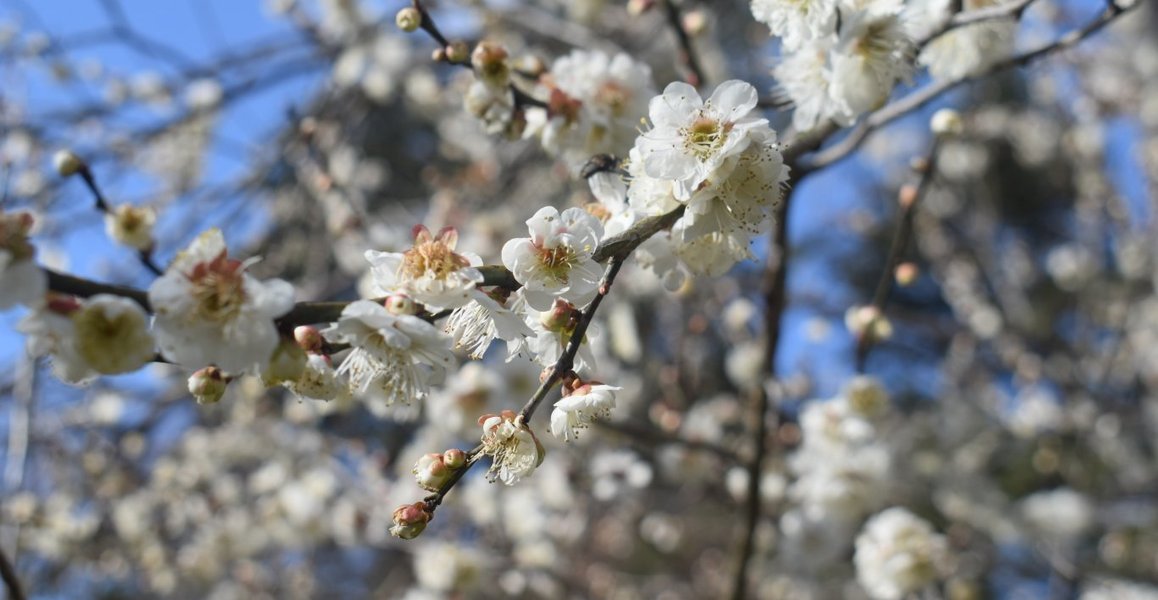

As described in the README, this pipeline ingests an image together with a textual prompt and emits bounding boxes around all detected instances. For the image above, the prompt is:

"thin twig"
[660,0,706,87]
[74,165,163,276]
[730,184,796,600]
[916,0,1038,49]
[0,545,25,600]
[854,139,942,371]
[799,1,1133,172]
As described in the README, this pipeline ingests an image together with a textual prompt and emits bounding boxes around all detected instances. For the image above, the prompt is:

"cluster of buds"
[412,449,468,492]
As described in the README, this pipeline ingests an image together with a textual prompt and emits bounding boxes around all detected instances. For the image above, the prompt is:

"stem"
[854,139,942,371]
[660,0,706,87]
[730,185,795,599]
[0,546,24,600]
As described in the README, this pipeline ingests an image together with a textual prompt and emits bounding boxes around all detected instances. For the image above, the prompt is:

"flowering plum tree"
[0,0,1151,598]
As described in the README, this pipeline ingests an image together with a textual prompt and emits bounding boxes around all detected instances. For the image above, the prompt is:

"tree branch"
[854,139,942,371]
[799,0,1133,172]
[730,183,796,600]
[0,546,25,600]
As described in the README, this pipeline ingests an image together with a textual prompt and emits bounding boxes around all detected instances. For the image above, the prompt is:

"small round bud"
[294,325,324,353]
[539,299,578,332]
[262,338,308,386]
[104,204,156,251]
[431,47,447,62]
[395,7,422,32]
[471,41,510,87]
[384,294,418,316]
[413,453,452,492]
[442,449,467,469]
[390,502,432,540]
[895,262,919,286]
[682,10,708,36]
[845,305,893,344]
[53,149,86,177]
[898,184,919,208]
[188,366,228,405]
[445,41,470,64]
[627,0,656,15]
[930,109,963,137]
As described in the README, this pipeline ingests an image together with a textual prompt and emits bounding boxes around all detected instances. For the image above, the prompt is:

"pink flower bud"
[389,502,432,540]
[294,325,324,353]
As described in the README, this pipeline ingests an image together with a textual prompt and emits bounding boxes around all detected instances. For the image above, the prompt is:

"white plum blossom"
[525,50,655,169]
[0,209,47,309]
[550,382,620,441]
[501,206,603,311]
[464,79,513,135]
[364,225,484,311]
[828,7,914,122]
[19,294,155,384]
[322,300,454,416]
[149,229,295,373]
[750,0,838,50]
[914,0,1016,80]
[444,288,533,359]
[854,507,949,600]
[283,354,349,403]
[479,411,545,485]
[511,299,598,374]
[774,38,842,132]
[635,80,770,200]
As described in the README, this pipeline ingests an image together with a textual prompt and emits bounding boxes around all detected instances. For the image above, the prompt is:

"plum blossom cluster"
[777,377,896,569]
[588,79,791,281]
[755,0,1014,131]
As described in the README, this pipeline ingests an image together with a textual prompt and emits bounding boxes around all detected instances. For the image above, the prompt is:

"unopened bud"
[845,305,893,344]
[53,149,86,177]
[395,7,422,32]
[294,325,324,353]
[895,262,919,286]
[413,453,452,492]
[389,502,432,540]
[384,294,418,316]
[104,204,156,251]
[188,366,228,404]
[930,109,963,137]
[431,47,447,62]
[682,10,708,36]
[445,41,470,64]
[262,338,307,386]
[443,448,467,469]
[471,41,510,87]
[539,299,578,332]
[627,0,656,15]
[898,184,918,208]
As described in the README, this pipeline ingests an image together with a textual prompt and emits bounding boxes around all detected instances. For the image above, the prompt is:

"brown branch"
[798,0,1133,172]
[916,0,1037,49]
[854,139,942,371]
[0,546,25,600]
[660,0,706,87]
[730,183,796,600]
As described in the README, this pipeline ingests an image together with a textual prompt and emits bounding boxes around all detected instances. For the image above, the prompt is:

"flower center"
[401,237,469,281]
[595,81,629,116]
[187,251,247,323]
[682,115,729,160]
[535,245,576,283]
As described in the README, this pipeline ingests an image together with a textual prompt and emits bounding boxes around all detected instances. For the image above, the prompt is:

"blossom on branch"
[322,299,454,417]
[550,382,620,442]
[19,294,155,384]
[479,410,545,485]
[149,229,295,374]
[502,206,603,311]
[365,225,484,312]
